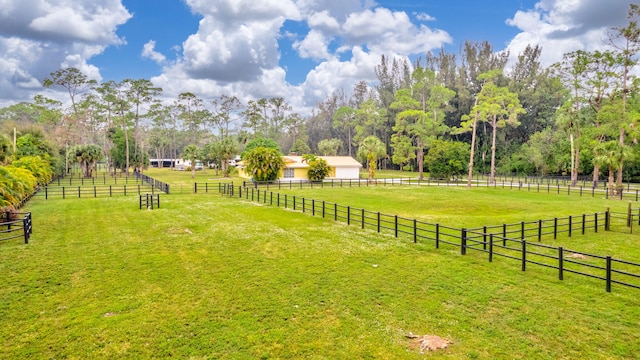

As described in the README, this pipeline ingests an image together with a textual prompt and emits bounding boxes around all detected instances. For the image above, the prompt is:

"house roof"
[283,156,363,169]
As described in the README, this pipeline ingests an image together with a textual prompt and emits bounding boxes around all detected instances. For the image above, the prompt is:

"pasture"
[1,171,639,359]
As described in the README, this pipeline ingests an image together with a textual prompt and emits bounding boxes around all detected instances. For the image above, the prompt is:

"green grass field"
[1,171,640,359]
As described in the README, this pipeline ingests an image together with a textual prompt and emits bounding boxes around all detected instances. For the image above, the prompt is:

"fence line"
[51,174,143,186]
[0,212,32,244]
[135,173,170,194]
[234,177,640,202]
[214,183,640,293]
[34,184,156,199]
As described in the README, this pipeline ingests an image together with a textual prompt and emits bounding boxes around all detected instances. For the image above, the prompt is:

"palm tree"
[357,135,387,180]
[592,141,621,196]
[182,144,202,179]
[72,144,104,178]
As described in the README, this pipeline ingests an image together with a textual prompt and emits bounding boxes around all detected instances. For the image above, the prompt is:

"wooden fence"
[0,212,32,244]
[215,183,640,293]
[35,184,156,199]
[229,177,640,202]
[139,194,160,209]
[135,173,170,194]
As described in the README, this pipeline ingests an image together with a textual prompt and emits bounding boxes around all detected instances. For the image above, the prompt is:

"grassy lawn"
[1,173,640,358]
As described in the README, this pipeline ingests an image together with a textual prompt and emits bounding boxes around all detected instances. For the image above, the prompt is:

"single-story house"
[238,155,363,181]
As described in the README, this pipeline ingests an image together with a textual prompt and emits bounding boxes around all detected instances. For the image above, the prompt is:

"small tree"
[290,139,311,155]
[424,140,470,179]
[242,138,281,158]
[317,138,342,156]
[71,144,104,178]
[243,147,284,182]
[302,154,330,181]
[357,135,386,180]
[182,144,202,179]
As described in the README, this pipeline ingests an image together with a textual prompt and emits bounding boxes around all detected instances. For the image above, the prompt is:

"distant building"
[237,155,363,181]
[149,159,203,170]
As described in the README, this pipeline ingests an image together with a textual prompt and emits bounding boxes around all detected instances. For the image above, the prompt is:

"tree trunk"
[616,127,625,194]
[122,112,130,176]
[574,148,580,187]
[417,143,424,181]
[489,116,498,185]
[570,133,576,186]
[467,110,479,188]
[348,127,352,157]
[608,166,614,196]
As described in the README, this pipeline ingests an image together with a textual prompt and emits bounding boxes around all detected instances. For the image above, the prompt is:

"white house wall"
[334,167,360,179]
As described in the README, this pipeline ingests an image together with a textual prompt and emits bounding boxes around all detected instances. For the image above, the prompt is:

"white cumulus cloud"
[0,0,130,104]
[142,40,167,65]
[506,0,630,66]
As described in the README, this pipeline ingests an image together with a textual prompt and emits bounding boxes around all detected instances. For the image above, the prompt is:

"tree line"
[1,4,639,192]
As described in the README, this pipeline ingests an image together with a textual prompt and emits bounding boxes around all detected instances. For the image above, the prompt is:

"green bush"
[424,140,470,179]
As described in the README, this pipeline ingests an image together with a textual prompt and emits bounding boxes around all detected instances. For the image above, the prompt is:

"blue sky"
[93,0,539,85]
[0,0,633,113]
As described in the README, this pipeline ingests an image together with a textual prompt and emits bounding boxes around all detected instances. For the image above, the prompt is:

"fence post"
[521,221,525,240]
[312,199,315,216]
[322,201,325,218]
[538,220,542,242]
[413,219,417,243]
[605,208,610,231]
[347,206,350,225]
[568,216,572,237]
[362,209,365,229]
[489,234,493,262]
[559,247,564,280]
[595,213,598,233]
[483,226,487,250]
[435,223,440,248]
[606,256,612,293]
[461,228,467,255]
[285,194,288,209]
[377,212,380,233]
[627,202,632,228]
[334,203,337,221]
[23,216,29,244]
[521,240,527,271]
[553,218,558,239]
[394,215,398,238]
[502,224,507,246]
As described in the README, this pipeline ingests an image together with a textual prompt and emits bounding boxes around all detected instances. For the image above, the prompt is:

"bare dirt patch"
[406,333,452,353]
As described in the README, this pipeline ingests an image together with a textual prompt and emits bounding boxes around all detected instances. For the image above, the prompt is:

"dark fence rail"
[135,173,170,194]
[215,183,640,293]
[51,173,144,186]
[234,177,640,202]
[34,184,156,199]
[467,212,609,243]
[0,212,32,244]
